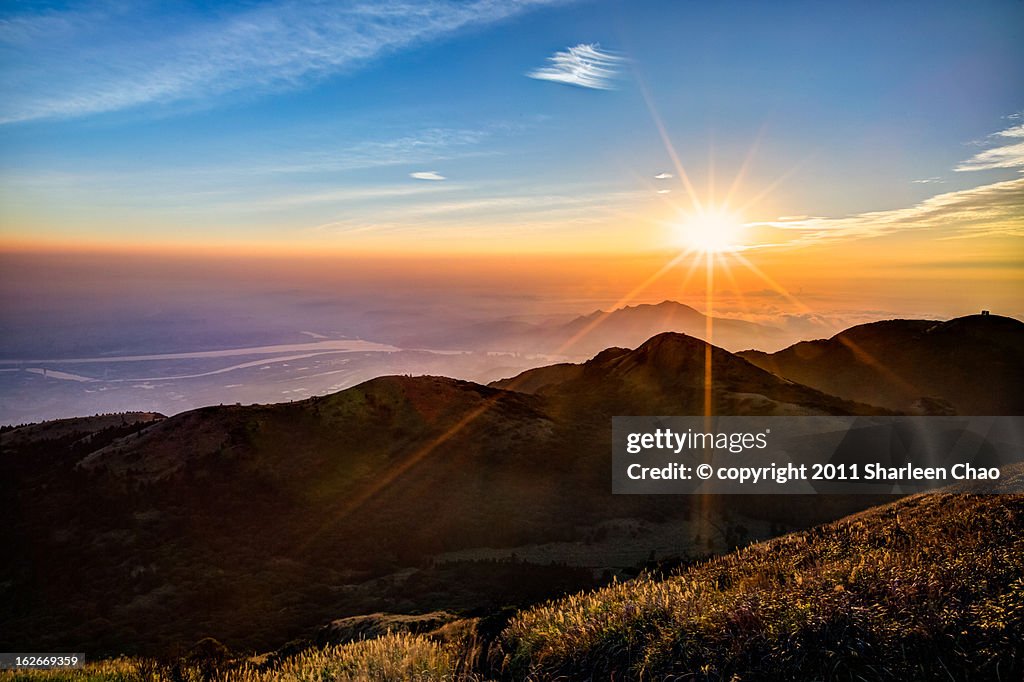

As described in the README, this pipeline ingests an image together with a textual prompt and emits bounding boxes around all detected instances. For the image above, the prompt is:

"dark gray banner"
[0,654,85,669]
[612,416,1024,494]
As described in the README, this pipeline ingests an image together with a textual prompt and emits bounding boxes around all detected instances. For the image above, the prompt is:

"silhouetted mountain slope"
[739,314,1024,414]
[487,361,588,395]
[494,332,888,417]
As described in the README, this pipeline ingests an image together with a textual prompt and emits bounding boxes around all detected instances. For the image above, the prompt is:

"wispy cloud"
[308,186,650,235]
[748,177,1024,246]
[0,0,567,123]
[0,126,488,211]
[213,183,462,213]
[396,189,644,218]
[912,177,945,184]
[526,43,624,90]
[654,172,673,179]
[744,117,1024,248]
[410,171,446,181]
[249,128,491,175]
[955,122,1024,172]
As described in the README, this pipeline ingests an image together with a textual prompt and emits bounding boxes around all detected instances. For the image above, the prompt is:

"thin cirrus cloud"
[0,127,484,210]
[309,187,651,235]
[410,171,446,181]
[746,118,1024,248]
[955,122,1024,172]
[654,172,673,179]
[214,183,463,213]
[748,177,1024,247]
[0,0,568,124]
[526,43,624,90]
[249,128,490,175]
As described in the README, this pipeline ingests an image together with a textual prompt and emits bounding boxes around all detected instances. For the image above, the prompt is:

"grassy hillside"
[500,482,1024,680]
[6,483,1022,681]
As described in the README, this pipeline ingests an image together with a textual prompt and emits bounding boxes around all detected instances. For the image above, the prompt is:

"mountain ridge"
[739,313,1023,414]
[493,331,889,417]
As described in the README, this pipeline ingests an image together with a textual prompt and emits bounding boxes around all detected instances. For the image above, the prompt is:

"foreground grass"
[235,633,462,682]
[501,493,1024,680]
[0,633,463,682]
[6,493,1023,681]
[0,659,140,682]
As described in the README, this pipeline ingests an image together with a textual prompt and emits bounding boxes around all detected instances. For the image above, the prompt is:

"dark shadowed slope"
[0,412,164,447]
[739,314,1024,415]
[3,376,612,654]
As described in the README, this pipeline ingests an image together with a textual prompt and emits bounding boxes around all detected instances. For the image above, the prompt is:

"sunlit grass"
[0,633,464,682]
[0,658,140,682]
[501,493,1024,680]
[235,633,461,682]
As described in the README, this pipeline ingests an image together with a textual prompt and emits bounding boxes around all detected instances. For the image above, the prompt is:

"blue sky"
[1,0,1022,254]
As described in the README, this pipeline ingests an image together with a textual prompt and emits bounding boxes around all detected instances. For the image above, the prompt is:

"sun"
[676,207,746,254]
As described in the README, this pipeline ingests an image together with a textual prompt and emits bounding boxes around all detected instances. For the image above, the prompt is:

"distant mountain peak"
[556,301,788,355]
[582,300,703,319]
[654,299,700,311]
